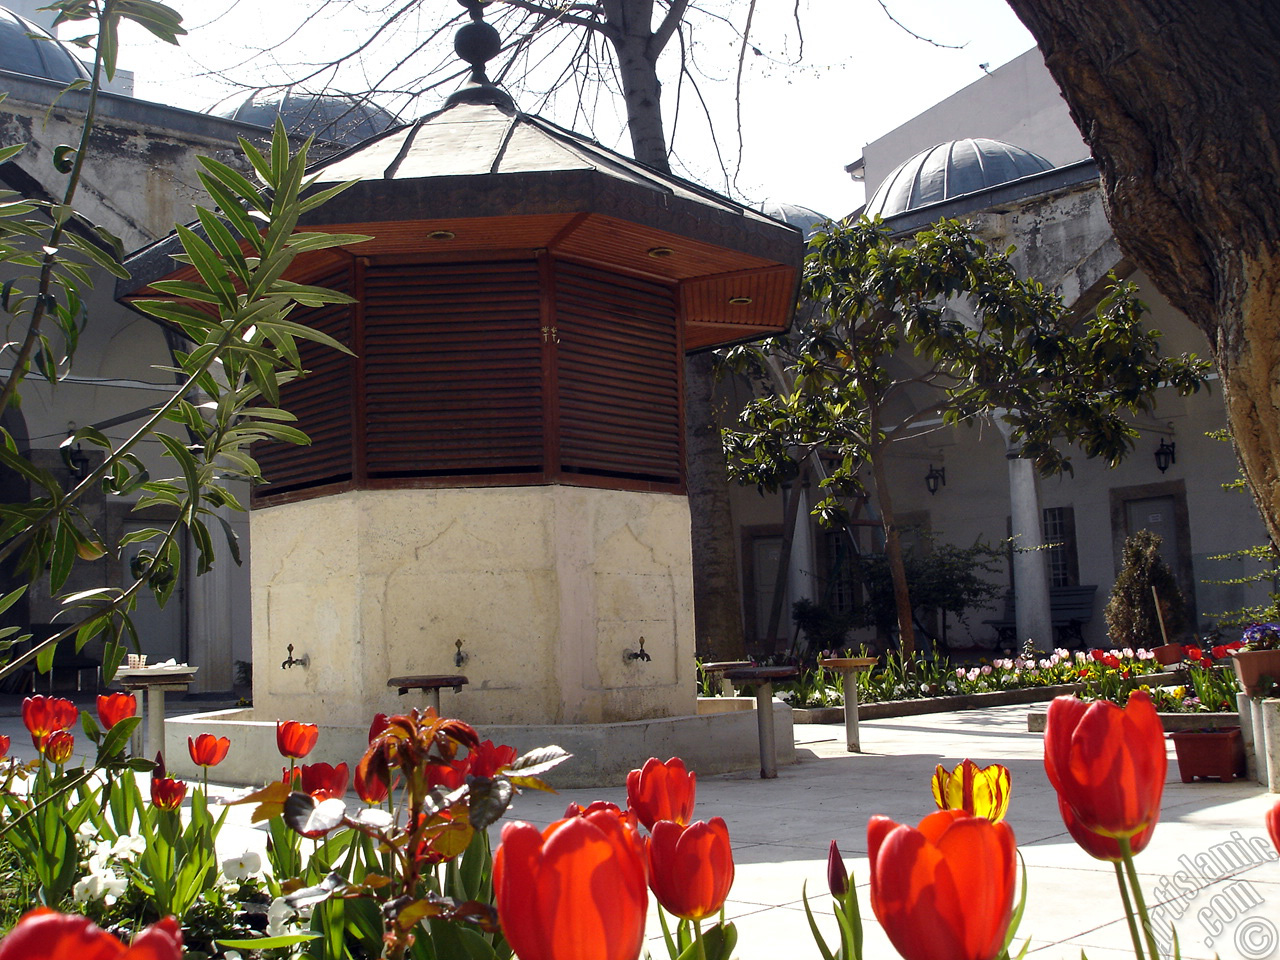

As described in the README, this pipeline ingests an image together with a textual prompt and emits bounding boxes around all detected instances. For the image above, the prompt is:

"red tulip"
[494,809,648,960]
[150,776,187,810]
[466,739,518,778]
[276,720,318,759]
[626,756,696,830]
[355,756,391,804]
[0,908,182,960]
[564,799,622,818]
[22,695,77,750]
[1044,692,1166,840]
[868,810,1017,960]
[45,730,74,764]
[648,818,735,921]
[368,712,389,742]
[299,761,350,800]
[1267,800,1280,855]
[0,733,9,759]
[96,693,137,731]
[187,733,230,768]
[1057,796,1155,862]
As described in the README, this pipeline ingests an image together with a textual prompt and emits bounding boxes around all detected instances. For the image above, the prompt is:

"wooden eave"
[117,169,802,350]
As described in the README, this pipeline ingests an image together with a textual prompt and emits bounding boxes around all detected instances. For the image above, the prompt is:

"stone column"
[185,505,237,693]
[1007,455,1053,651]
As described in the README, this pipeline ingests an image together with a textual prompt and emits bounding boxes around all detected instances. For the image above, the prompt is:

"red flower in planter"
[276,720,319,759]
[626,757,696,830]
[22,695,77,750]
[868,810,1017,960]
[495,809,647,960]
[150,775,187,810]
[1044,692,1166,840]
[1057,796,1156,861]
[45,730,74,764]
[647,818,735,921]
[187,733,230,768]
[0,908,182,960]
[1267,799,1280,855]
[0,733,9,759]
[564,799,623,818]
[96,692,136,731]
[299,761,350,800]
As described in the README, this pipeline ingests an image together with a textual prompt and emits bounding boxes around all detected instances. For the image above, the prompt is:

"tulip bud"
[45,730,74,764]
[827,839,848,897]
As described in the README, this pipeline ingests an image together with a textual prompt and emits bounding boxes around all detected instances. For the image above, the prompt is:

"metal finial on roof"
[445,0,515,110]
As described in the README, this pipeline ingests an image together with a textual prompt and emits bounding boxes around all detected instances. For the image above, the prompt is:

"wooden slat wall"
[252,267,355,501]
[554,260,682,486]
[361,260,544,478]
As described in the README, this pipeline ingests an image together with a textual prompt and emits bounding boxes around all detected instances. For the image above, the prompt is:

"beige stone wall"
[252,486,697,726]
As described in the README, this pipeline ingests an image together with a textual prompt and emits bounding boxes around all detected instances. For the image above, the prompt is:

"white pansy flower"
[73,867,128,905]
[221,850,262,882]
[111,834,146,860]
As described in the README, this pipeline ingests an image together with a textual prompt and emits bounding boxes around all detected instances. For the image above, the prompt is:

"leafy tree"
[1002,1,1280,559]
[1104,530,1189,647]
[724,216,1209,655]
[0,1,363,684]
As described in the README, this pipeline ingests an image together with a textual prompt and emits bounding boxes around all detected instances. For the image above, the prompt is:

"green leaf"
[216,934,321,950]
[62,230,129,278]
[52,145,77,173]
[174,224,236,309]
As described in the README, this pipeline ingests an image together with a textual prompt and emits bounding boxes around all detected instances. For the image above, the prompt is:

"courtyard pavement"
[1,697,1277,960]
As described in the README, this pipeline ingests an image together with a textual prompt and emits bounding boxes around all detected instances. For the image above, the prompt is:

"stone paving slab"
[0,701,1276,960]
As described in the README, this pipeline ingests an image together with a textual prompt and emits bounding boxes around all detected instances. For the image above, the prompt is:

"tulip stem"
[1112,860,1145,960]
[1119,838,1162,960]
[692,917,707,960]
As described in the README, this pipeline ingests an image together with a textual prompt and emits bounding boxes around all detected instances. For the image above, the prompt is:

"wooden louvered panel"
[251,268,355,502]
[361,260,544,478]
[553,261,682,485]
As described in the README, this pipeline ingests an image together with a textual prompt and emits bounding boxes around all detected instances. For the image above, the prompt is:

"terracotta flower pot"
[1152,642,1184,666]
[1168,727,1245,783]
[1231,649,1280,697]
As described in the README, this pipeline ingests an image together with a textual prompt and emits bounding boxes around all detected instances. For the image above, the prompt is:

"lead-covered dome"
[0,5,90,84]
[865,138,1054,219]
[760,201,830,240]
[213,90,397,146]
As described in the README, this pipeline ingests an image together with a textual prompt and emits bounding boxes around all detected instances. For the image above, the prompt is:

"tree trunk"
[870,451,916,656]
[603,4,669,170]
[686,350,747,659]
[1003,0,1280,543]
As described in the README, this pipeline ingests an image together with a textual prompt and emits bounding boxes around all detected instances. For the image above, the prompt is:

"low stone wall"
[792,671,1186,724]
[165,700,794,789]
[1026,710,1238,733]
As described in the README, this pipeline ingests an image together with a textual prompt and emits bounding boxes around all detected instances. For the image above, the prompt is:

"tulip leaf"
[702,921,737,960]
[466,775,513,831]
[1000,850,1030,958]
[507,744,571,778]
[284,793,347,838]
[217,934,321,949]
[801,882,837,960]
[505,774,557,793]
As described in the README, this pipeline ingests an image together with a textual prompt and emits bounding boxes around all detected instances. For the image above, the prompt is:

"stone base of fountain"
[164,699,793,788]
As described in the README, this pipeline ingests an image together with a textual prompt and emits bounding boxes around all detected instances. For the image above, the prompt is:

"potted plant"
[1169,726,1246,782]
[1232,623,1280,697]
[1152,642,1184,666]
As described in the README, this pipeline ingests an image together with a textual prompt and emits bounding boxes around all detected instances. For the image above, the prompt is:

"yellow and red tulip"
[930,759,1011,822]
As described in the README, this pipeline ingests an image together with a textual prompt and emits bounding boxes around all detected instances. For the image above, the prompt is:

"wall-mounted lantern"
[925,464,946,495]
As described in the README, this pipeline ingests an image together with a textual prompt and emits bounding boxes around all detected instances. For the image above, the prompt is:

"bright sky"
[106,0,1037,218]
